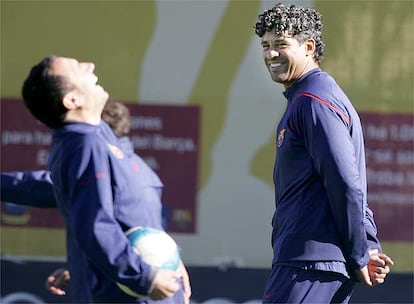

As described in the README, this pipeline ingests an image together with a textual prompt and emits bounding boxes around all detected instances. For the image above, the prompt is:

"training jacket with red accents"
[271,68,381,276]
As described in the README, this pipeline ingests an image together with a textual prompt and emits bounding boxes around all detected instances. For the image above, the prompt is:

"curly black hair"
[254,3,325,64]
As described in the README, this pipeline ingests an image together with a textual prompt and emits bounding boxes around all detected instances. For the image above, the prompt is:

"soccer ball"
[117,226,181,297]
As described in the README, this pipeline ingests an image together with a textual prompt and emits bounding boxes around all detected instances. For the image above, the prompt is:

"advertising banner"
[360,112,414,241]
[0,98,200,233]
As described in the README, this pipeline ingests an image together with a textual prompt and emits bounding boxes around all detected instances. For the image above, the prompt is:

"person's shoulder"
[55,122,99,139]
[306,69,336,88]
[297,70,344,102]
[55,124,106,155]
[68,129,102,148]
[64,135,110,169]
[292,74,338,112]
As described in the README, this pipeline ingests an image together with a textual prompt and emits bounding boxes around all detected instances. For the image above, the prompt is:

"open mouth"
[84,74,99,87]
[269,62,283,71]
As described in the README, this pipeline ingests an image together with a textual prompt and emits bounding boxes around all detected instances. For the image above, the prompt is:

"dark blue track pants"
[263,265,355,303]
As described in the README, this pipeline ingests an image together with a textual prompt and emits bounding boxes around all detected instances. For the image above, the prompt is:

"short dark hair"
[22,55,73,129]
[102,100,131,137]
[254,3,325,64]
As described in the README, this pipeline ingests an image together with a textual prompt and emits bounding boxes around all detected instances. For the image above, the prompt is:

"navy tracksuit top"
[48,121,166,302]
[272,68,381,275]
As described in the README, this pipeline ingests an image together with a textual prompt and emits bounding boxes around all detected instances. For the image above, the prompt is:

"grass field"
[382,242,414,272]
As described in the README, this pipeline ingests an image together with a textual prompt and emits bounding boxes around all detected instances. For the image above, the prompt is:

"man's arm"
[294,95,369,272]
[296,95,395,287]
[0,170,57,208]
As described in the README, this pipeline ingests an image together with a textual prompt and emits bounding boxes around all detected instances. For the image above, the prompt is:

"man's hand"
[356,250,395,287]
[45,268,70,295]
[355,265,373,287]
[367,249,394,286]
[178,261,192,304]
[149,269,180,300]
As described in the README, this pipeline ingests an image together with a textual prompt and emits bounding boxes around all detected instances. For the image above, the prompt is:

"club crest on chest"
[277,128,286,148]
[108,143,124,159]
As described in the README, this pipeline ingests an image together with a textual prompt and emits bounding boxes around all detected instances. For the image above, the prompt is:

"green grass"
[1,227,66,257]
[381,242,414,272]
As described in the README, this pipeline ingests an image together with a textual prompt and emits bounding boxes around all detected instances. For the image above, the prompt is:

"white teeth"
[270,63,281,68]
[86,74,98,85]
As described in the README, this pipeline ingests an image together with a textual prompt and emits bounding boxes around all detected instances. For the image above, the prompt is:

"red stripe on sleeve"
[300,92,350,126]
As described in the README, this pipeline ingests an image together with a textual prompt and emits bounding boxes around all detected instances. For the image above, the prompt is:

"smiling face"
[261,31,319,88]
[49,57,109,121]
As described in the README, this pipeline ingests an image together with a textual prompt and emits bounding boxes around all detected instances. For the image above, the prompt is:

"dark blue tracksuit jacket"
[0,132,180,302]
[47,121,182,303]
[271,68,381,278]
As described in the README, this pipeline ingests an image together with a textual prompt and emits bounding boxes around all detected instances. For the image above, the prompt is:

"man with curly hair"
[254,3,393,303]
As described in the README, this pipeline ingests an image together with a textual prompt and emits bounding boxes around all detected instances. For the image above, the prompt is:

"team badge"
[276,128,286,148]
[108,143,124,159]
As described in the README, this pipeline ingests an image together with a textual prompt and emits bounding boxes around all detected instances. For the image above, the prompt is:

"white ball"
[117,226,181,297]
